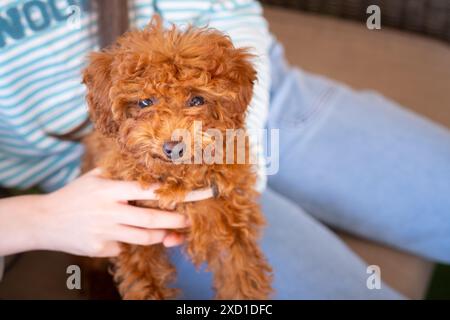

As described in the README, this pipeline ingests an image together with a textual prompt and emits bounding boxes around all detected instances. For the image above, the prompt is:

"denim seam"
[281,84,337,130]
[274,86,341,175]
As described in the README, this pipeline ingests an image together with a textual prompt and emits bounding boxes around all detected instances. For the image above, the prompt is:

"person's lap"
[169,187,403,299]
[267,41,450,264]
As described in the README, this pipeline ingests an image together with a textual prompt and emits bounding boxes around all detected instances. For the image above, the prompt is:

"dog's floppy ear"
[83,51,118,136]
[225,48,257,115]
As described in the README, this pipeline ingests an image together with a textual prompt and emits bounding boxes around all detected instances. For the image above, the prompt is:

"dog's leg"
[210,234,273,299]
[186,199,273,300]
[113,244,178,300]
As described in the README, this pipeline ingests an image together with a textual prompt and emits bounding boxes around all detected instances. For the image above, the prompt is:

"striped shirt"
[0,0,271,192]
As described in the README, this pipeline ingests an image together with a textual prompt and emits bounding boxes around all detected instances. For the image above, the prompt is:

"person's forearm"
[0,171,213,258]
[0,195,46,256]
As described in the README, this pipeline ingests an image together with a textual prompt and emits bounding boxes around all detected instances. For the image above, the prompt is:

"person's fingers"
[163,232,185,247]
[82,168,160,200]
[115,205,189,229]
[183,188,214,202]
[91,241,121,258]
[111,226,167,246]
[85,167,103,176]
[103,179,214,202]
[102,179,161,201]
[89,168,214,202]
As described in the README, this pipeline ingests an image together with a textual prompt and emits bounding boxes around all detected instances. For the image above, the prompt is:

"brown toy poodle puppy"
[82,17,273,300]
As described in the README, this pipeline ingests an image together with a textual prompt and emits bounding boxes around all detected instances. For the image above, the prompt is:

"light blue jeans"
[169,41,450,299]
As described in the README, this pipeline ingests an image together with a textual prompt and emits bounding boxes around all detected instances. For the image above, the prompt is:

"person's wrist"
[24,194,54,252]
[0,194,49,255]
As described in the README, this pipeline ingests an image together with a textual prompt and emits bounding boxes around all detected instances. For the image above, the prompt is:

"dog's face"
[83,18,256,170]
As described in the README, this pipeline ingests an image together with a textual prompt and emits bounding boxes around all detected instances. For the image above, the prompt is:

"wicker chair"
[261,0,450,42]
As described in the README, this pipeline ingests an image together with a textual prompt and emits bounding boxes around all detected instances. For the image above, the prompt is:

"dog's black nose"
[162,141,184,160]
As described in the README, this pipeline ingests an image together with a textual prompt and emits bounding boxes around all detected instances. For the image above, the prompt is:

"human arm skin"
[0,169,213,257]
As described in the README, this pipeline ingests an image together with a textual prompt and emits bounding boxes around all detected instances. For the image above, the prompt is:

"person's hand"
[0,169,213,257]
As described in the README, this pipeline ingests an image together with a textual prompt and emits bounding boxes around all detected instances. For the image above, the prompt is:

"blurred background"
[259,0,450,300]
[0,0,449,299]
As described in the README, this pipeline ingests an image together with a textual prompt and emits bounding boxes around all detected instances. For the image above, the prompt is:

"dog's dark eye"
[188,96,205,107]
[138,98,156,108]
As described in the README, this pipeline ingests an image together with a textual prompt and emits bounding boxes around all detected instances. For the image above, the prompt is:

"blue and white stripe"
[0,0,270,191]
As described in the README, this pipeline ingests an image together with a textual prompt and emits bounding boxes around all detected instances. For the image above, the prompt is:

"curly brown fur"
[82,16,273,300]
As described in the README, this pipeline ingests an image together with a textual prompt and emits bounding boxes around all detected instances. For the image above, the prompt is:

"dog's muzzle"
[162,141,185,160]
